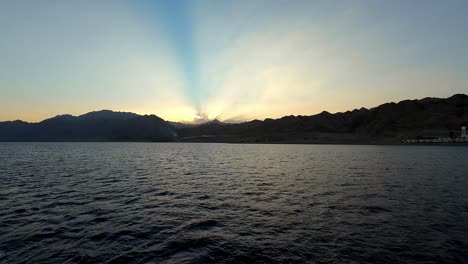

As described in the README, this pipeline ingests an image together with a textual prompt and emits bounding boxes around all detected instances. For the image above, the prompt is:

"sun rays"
[1,0,468,122]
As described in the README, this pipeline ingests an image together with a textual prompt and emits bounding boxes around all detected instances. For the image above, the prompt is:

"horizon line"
[2,93,466,124]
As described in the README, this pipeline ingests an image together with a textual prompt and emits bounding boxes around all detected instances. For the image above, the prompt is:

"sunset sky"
[1,0,468,123]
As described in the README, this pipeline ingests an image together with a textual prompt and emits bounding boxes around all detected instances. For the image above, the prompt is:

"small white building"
[462,126,467,138]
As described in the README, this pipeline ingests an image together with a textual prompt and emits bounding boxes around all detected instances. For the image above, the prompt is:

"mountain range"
[1,94,467,143]
[0,110,175,141]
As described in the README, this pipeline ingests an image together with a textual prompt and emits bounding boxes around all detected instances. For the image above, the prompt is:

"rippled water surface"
[1,143,468,263]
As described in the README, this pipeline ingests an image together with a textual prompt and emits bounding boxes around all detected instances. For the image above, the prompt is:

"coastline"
[2,139,468,146]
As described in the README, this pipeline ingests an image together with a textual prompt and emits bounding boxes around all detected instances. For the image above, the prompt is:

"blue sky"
[1,0,468,122]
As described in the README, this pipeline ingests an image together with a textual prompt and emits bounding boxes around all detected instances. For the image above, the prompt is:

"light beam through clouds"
[156,0,202,112]
[1,0,468,122]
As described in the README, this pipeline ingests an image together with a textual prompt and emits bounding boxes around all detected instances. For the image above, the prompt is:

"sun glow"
[1,1,468,122]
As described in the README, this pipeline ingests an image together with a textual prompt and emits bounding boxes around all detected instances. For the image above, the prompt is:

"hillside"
[176,94,468,144]
[1,95,467,143]
[0,110,176,141]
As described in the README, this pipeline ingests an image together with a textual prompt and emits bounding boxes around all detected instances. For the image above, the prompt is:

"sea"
[0,143,467,263]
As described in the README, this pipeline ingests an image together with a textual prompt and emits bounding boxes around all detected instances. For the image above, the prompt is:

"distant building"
[403,126,468,144]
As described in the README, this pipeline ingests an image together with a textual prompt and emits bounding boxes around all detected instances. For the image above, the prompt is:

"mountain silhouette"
[0,110,176,141]
[1,95,467,143]
[176,94,468,144]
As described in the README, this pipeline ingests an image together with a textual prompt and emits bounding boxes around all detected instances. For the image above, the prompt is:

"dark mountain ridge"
[0,110,176,141]
[1,94,467,143]
[177,94,468,144]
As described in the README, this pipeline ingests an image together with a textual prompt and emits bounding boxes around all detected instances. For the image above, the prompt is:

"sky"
[1,0,468,123]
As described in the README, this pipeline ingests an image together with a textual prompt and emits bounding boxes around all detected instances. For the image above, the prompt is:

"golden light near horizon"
[1,1,468,123]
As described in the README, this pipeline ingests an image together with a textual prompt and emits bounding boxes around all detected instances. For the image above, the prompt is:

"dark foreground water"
[0,143,467,264]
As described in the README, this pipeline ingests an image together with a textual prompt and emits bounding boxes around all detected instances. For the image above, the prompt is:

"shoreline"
[1,140,468,146]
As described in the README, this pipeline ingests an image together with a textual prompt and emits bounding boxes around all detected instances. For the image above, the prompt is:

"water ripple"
[0,143,468,263]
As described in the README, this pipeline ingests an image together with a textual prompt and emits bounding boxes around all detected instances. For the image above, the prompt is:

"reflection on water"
[0,143,467,263]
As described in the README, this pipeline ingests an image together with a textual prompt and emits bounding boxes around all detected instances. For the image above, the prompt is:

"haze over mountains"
[1,94,467,143]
